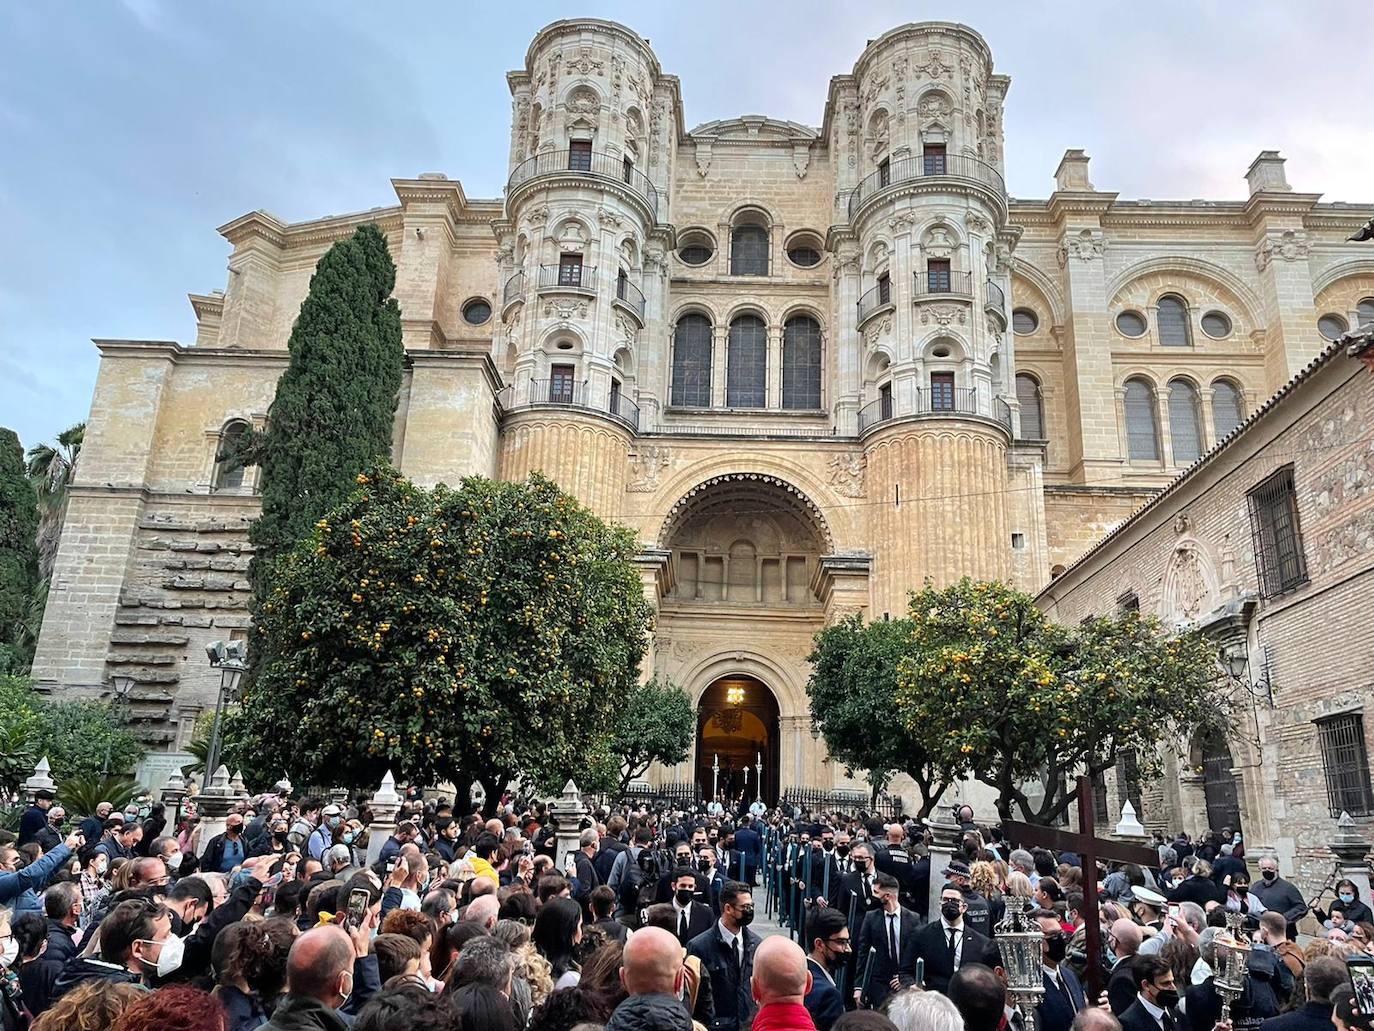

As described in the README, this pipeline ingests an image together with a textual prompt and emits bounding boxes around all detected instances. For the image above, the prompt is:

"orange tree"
[226,466,653,810]
[894,578,1225,824]
[807,614,951,819]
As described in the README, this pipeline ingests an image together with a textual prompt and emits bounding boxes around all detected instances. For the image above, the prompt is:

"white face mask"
[1,939,18,968]
[164,852,183,872]
[140,934,186,978]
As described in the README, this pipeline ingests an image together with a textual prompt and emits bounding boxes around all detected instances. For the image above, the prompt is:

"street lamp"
[103,674,137,776]
[204,640,248,782]
[1218,644,1272,707]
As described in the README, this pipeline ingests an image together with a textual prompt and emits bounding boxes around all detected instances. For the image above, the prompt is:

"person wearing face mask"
[687,880,760,1031]
[0,831,81,918]
[1316,878,1373,927]
[31,804,65,854]
[804,907,850,1030]
[853,873,918,1008]
[308,806,343,862]
[201,813,249,874]
[262,920,381,1030]
[1119,955,1183,1031]
[1034,911,1086,1031]
[1223,871,1265,921]
[735,816,762,886]
[911,882,995,997]
[1250,857,1307,939]
[670,867,714,945]
[51,897,171,998]
[696,846,725,914]
[251,818,293,859]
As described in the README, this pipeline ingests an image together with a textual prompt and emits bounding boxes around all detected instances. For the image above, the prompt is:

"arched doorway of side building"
[695,675,780,806]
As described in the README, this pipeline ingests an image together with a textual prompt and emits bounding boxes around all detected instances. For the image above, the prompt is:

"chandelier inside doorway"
[711,683,747,734]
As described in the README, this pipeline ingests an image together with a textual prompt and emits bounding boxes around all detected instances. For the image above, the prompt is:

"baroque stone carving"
[614,312,637,346]
[597,208,624,228]
[862,314,892,348]
[695,139,712,178]
[915,50,951,80]
[1057,228,1106,266]
[792,142,811,179]
[828,453,867,498]
[568,47,604,76]
[1254,229,1310,271]
[566,86,600,116]
[1168,545,1209,622]
[964,211,990,233]
[919,305,967,327]
[887,213,915,231]
[627,445,671,492]
[542,298,589,320]
[918,92,953,125]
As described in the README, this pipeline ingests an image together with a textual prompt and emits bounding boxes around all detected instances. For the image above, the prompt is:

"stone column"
[1330,812,1372,903]
[196,766,237,849]
[926,809,962,917]
[22,757,55,804]
[365,771,403,868]
[550,781,587,874]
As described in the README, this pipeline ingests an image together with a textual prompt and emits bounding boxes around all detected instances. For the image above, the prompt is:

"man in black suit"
[669,866,715,945]
[853,872,920,1010]
[695,846,727,915]
[734,816,762,885]
[1035,910,1086,1031]
[912,883,996,995]
[1119,954,1184,1031]
[805,907,851,1031]
[655,842,701,903]
[687,879,761,1031]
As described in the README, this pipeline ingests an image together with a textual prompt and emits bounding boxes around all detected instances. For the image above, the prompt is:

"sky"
[3,1,1372,453]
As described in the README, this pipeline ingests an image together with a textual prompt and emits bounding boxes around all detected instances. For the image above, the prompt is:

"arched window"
[781,316,822,410]
[1016,374,1044,439]
[730,224,769,276]
[671,314,713,408]
[726,315,767,407]
[1358,297,1374,327]
[1157,294,1192,346]
[1124,378,1160,462]
[1167,379,1203,465]
[213,420,249,491]
[1211,379,1244,440]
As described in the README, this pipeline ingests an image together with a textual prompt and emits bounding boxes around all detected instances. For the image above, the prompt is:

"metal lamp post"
[205,640,248,782]
[994,895,1046,1031]
[103,674,137,776]
[711,754,720,804]
[755,752,763,803]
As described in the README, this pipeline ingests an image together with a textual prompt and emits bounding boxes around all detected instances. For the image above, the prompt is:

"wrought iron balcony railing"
[519,378,639,432]
[501,270,526,310]
[537,264,597,293]
[984,279,1006,314]
[857,281,894,323]
[613,275,646,320]
[858,387,1013,434]
[913,270,974,298]
[847,153,1006,222]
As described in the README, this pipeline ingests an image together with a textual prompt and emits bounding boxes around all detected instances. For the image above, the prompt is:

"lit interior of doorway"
[696,674,780,806]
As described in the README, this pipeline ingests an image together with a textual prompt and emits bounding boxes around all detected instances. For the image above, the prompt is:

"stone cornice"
[506,171,659,230]
[688,115,819,145]
[93,340,292,367]
[407,348,504,396]
[219,206,405,250]
[851,21,995,82]
[187,293,224,322]
[852,178,1008,234]
[391,176,471,225]
[1243,190,1322,222]
[521,18,664,81]
[1045,190,1118,221]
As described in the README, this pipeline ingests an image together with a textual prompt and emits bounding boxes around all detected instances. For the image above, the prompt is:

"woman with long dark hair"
[531,898,583,989]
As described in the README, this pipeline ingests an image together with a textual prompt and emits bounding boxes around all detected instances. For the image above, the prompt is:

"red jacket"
[752,1001,818,1031]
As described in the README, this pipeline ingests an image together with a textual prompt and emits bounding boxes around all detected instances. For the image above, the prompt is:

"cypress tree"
[0,428,40,673]
[247,223,403,613]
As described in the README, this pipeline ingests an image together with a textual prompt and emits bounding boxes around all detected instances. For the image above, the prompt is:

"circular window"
[555,340,575,351]
[1012,308,1039,335]
[931,345,951,358]
[784,231,825,269]
[1318,313,1349,341]
[788,246,822,267]
[1115,310,1148,337]
[1200,311,1232,339]
[462,299,492,326]
[677,230,716,267]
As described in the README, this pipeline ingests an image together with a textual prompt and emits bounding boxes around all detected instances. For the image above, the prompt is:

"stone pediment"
[689,115,818,143]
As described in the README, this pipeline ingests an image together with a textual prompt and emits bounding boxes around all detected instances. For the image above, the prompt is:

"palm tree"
[26,422,84,579]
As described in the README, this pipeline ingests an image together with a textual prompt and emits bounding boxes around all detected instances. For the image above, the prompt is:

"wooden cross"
[1002,775,1159,998]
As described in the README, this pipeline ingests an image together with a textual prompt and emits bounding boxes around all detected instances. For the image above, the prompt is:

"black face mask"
[822,841,834,851]
[940,900,963,922]
[853,860,869,873]
[736,907,755,927]
[836,844,850,857]
[1235,885,1248,896]
[273,831,288,843]
[1045,935,1068,962]
[698,859,711,873]
[1155,989,1180,1010]
[675,888,695,906]
[1262,871,1277,881]
[676,855,691,867]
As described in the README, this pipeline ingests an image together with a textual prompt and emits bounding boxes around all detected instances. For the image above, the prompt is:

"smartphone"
[346,888,371,929]
[259,873,282,911]
[385,859,397,875]
[1167,904,1180,921]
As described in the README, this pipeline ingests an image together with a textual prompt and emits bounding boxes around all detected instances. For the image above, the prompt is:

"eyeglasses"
[825,936,851,946]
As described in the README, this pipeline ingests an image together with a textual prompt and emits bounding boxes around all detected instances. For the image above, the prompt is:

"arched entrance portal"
[696,675,780,805]
[1197,728,1242,833]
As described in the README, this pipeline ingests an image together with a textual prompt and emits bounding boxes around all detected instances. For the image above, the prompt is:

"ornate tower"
[496,19,679,520]
[826,23,1018,611]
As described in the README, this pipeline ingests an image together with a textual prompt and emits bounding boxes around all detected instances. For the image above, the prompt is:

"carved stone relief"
[627,445,672,492]
[828,453,867,498]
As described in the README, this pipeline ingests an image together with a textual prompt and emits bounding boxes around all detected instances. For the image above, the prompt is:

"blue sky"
[2,1,1371,452]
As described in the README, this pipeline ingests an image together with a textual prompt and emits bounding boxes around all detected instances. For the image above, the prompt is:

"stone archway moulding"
[677,648,805,721]
[657,471,836,551]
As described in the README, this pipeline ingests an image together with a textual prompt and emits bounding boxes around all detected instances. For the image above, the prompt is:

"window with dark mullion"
[1247,466,1308,598]
[878,158,891,187]
[549,364,576,404]
[1316,713,1374,817]
[927,259,951,293]
[568,140,593,171]
[879,382,893,421]
[877,272,891,305]
[930,371,955,411]
[558,253,583,287]
[731,224,770,276]
[923,143,947,175]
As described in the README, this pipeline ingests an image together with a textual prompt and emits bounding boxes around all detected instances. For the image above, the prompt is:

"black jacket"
[1119,999,1178,1031]
[687,924,761,1031]
[1260,1001,1336,1031]
[43,920,79,967]
[200,831,249,875]
[855,906,920,1007]
[1036,966,1087,1031]
[673,901,715,945]
[51,956,145,1003]
[217,983,271,1031]
[262,995,350,1030]
[1168,875,1225,908]
[605,991,695,1031]
[162,874,263,983]
[16,805,48,847]
[1108,956,1141,1016]
[804,958,845,1031]
[910,919,995,996]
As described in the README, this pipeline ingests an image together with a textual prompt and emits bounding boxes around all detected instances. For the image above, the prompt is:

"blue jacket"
[0,844,72,916]
[804,957,845,1031]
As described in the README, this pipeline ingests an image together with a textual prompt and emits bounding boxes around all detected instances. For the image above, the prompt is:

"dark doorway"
[1199,729,1242,833]
[695,675,780,807]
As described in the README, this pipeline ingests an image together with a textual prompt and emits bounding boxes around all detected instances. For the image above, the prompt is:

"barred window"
[1116,591,1140,615]
[726,315,767,407]
[671,314,713,408]
[213,421,249,491]
[1016,374,1044,439]
[1211,379,1244,439]
[1247,465,1308,598]
[1168,379,1203,465]
[1315,713,1374,817]
[1157,294,1192,346]
[731,224,769,276]
[1124,378,1160,461]
[781,316,822,410]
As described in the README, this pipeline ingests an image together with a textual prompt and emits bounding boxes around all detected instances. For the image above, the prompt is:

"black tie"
[679,908,687,940]
[733,935,742,974]
[888,914,898,959]
[1055,973,1075,1010]
[947,927,957,967]
[1162,1010,1177,1031]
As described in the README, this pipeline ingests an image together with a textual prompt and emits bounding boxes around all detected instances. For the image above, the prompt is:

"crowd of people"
[0,785,1368,1031]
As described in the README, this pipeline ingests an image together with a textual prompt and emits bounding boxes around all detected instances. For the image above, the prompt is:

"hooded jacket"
[605,992,695,1031]
[50,956,145,1003]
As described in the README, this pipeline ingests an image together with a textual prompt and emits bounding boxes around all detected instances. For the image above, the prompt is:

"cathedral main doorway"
[695,675,780,805]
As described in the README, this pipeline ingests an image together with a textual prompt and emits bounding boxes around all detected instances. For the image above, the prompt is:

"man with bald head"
[462,893,499,932]
[1106,918,1144,1015]
[262,911,380,1028]
[605,926,693,1030]
[750,936,817,1030]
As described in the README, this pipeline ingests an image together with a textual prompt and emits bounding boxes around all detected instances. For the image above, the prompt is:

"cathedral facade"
[33,19,1374,805]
